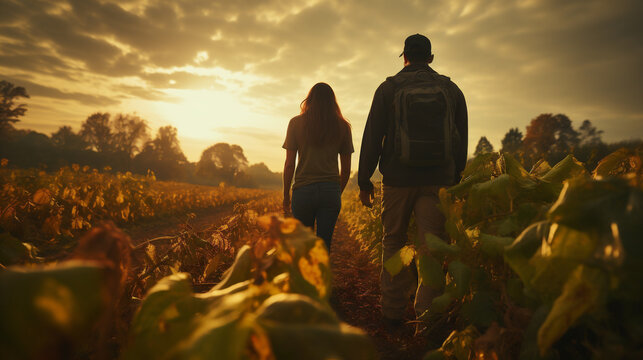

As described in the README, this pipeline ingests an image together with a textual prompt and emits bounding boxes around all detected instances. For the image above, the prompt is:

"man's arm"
[358,83,388,194]
[453,85,468,181]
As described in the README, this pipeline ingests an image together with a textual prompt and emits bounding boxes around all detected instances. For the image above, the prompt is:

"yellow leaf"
[71,216,84,230]
[280,218,298,234]
[537,265,606,355]
[42,215,61,235]
[116,191,125,204]
[298,256,326,298]
[400,246,416,266]
[202,254,222,281]
[309,239,329,266]
[32,188,51,205]
[121,205,130,220]
[277,249,293,264]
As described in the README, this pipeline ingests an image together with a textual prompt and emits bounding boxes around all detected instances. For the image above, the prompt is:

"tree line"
[2,80,640,186]
[0,80,281,189]
[474,114,641,170]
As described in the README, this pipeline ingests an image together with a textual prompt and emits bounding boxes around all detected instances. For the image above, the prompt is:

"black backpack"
[388,70,458,167]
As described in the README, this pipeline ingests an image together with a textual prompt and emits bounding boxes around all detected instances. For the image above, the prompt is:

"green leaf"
[513,223,598,300]
[540,154,587,184]
[255,293,338,325]
[537,265,607,356]
[496,203,543,237]
[0,232,31,266]
[416,254,445,291]
[530,159,552,177]
[506,277,526,305]
[503,152,539,190]
[384,245,415,276]
[592,148,639,178]
[430,292,454,314]
[548,178,636,231]
[466,174,517,223]
[423,233,460,255]
[440,325,479,360]
[448,172,488,198]
[519,305,553,360]
[460,290,498,328]
[124,273,255,360]
[0,261,108,359]
[447,260,472,298]
[504,222,550,286]
[461,152,500,179]
[260,322,377,360]
[423,349,447,360]
[478,233,514,258]
[213,245,253,290]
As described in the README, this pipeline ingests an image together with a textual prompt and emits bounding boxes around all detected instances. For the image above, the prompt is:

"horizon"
[2,0,642,172]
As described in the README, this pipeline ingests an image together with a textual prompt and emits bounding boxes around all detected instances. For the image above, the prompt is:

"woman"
[282,82,353,251]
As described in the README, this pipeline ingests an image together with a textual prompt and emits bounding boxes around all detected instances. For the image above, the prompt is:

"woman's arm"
[340,153,351,194]
[283,149,297,214]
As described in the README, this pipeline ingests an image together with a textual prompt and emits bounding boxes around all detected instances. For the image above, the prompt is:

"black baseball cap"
[399,33,431,57]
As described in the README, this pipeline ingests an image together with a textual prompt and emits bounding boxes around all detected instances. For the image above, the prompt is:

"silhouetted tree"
[80,113,112,152]
[240,162,282,189]
[550,114,579,155]
[197,143,248,185]
[474,136,494,156]
[51,126,88,151]
[133,126,187,180]
[111,114,149,157]
[0,80,29,139]
[5,130,57,168]
[523,113,579,165]
[578,119,603,146]
[500,128,523,154]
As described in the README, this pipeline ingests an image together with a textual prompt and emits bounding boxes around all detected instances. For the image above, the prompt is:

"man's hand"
[359,188,374,208]
[283,194,291,215]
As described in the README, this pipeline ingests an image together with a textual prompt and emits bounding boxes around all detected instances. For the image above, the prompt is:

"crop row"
[342,148,643,359]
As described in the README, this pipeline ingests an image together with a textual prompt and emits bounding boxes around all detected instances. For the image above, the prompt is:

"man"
[358,34,468,329]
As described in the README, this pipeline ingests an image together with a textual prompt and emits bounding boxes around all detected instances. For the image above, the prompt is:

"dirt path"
[124,203,238,245]
[330,219,427,360]
[124,200,427,359]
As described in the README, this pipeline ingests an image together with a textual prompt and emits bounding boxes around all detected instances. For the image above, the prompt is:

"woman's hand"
[283,193,292,215]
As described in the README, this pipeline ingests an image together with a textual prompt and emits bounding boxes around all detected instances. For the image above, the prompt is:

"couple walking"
[282,34,468,328]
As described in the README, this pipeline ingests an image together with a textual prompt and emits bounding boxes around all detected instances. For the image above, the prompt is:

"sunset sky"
[1,0,641,171]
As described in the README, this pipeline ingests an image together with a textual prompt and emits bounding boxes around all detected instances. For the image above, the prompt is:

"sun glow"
[153,89,256,139]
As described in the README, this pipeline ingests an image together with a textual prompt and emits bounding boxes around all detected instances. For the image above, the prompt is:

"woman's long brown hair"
[300,82,350,147]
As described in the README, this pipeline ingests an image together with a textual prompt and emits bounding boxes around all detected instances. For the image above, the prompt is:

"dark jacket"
[358,63,468,192]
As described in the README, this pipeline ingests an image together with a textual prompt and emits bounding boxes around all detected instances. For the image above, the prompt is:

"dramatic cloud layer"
[1,0,641,169]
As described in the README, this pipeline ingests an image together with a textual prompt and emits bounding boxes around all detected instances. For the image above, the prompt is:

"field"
[1,148,642,360]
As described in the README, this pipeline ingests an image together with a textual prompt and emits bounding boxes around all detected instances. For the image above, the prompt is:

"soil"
[124,201,430,359]
[330,219,428,360]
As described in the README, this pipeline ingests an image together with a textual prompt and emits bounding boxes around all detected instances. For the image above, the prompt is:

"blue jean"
[291,182,341,250]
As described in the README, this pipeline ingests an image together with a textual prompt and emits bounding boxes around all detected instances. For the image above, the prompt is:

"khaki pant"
[380,184,446,320]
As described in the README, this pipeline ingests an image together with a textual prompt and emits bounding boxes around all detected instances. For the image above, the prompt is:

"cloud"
[114,84,178,102]
[215,126,283,144]
[0,0,641,168]
[140,71,222,90]
[0,74,119,106]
